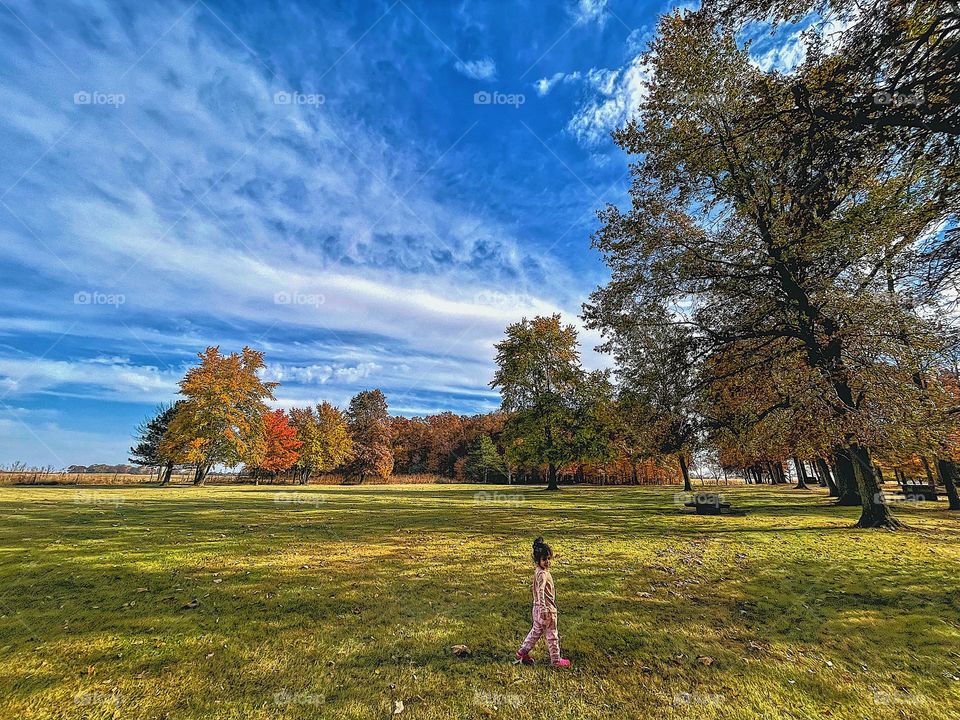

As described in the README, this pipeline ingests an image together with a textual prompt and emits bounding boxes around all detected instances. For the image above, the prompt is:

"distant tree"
[315,401,353,476]
[584,303,700,491]
[345,390,393,483]
[491,315,583,491]
[289,402,353,483]
[130,402,181,484]
[466,434,504,482]
[289,406,320,483]
[250,409,302,479]
[161,347,276,485]
[569,370,618,474]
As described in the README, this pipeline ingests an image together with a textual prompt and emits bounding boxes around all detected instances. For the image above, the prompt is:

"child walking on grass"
[516,536,571,668]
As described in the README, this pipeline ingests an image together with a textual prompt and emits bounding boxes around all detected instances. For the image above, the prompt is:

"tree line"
[129,345,677,487]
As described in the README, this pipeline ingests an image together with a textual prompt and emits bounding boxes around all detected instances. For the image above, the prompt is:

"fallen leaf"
[451,644,470,657]
[181,599,199,610]
[697,655,714,666]
[393,699,404,715]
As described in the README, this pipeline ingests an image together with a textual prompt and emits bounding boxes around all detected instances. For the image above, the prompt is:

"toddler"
[516,536,571,668]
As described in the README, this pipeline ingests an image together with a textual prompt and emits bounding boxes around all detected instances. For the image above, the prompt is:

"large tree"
[491,315,584,491]
[588,12,955,527]
[161,347,276,485]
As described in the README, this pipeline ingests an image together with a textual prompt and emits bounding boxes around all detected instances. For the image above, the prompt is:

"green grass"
[1,484,958,719]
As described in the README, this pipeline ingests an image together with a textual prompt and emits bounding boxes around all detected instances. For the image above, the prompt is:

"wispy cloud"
[571,0,609,26]
[566,55,649,145]
[454,56,497,80]
[535,71,581,97]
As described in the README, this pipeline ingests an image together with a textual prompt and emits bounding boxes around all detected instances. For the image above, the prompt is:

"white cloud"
[572,0,608,26]
[744,12,855,74]
[535,71,581,96]
[0,356,179,402]
[567,54,649,145]
[454,57,497,80]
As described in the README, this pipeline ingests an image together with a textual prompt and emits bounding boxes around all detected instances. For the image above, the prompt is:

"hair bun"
[533,536,544,548]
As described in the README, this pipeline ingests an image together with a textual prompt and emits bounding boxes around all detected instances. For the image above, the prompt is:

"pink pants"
[519,604,560,663]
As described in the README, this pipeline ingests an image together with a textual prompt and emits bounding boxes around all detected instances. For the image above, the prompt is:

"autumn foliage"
[255,410,302,475]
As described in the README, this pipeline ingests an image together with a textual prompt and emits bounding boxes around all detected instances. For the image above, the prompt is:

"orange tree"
[161,347,277,484]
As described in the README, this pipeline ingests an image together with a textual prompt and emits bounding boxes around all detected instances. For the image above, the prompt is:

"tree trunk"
[771,461,786,484]
[546,463,559,491]
[935,459,960,511]
[920,456,936,485]
[678,453,692,491]
[161,462,173,486]
[811,459,827,487]
[792,457,809,489]
[832,448,861,506]
[816,458,838,496]
[848,445,900,529]
[193,464,207,486]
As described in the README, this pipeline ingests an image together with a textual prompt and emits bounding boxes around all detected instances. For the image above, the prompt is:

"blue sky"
[0,0,805,466]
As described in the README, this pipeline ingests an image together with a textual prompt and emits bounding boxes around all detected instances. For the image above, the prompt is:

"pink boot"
[516,650,535,665]
[553,658,572,668]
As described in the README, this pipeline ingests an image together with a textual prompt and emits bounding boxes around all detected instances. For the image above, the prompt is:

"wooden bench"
[683,493,732,515]
[898,479,938,501]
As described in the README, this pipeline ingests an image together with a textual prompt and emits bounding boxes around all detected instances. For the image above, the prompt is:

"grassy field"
[1,484,958,719]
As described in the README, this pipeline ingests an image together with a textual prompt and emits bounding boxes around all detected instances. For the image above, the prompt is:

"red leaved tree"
[256,409,302,478]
